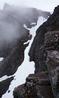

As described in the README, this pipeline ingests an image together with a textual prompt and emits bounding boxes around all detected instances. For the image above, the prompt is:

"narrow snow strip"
[31,22,36,25]
[24,40,30,45]
[0,75,14,82]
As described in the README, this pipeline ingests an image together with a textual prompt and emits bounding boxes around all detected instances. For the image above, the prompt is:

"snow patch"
[0,75,14,82]
[0,57,4,61]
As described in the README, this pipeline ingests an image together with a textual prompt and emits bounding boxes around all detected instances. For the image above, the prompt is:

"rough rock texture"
[0,76,14,98]
[13,72,54,98]
[0,5,51,97]
[0,4,50,77]
[14,6,59,98]
[29,5,59,73]
[45,31,59,98]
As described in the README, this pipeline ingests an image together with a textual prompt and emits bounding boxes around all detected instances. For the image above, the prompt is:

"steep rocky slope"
[0,5,50,98]
[0,4,50,77]
[14,6,59,98]
[29,5,59,73]
[13,72,53,98]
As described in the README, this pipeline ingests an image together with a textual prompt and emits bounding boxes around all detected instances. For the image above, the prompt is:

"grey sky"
[0,0,59,11]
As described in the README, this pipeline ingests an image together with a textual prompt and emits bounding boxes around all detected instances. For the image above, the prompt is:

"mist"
[0,0,59,11]
[0,3,42,56]
[0,20,20,42]
[0,5,31,45]
[0,0,58,45]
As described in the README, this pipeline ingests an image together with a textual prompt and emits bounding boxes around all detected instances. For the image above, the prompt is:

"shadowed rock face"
[29,5,59,73]
[13,72,54,98]
[0,77,14,98]
[13,6,59,98]
[44,31,59,98]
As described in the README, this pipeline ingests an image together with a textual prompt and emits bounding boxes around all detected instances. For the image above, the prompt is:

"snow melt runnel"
[2,16,47,98]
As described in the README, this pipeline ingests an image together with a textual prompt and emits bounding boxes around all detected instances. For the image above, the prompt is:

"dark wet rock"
[13,84,26,98]
[0,76,14,98]
[13,5,59,98]
[44,31,59,50]
[13,71,54,98]
[29,5,59,73]
[44,31,59,98]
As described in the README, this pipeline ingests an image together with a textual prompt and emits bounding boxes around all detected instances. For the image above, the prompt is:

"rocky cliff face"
[45,31,59,98]
[13,72,54,98]
[0,4,50,77]
[29,5,59,73]
[14,6,59,98]
[0,5,50,97]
